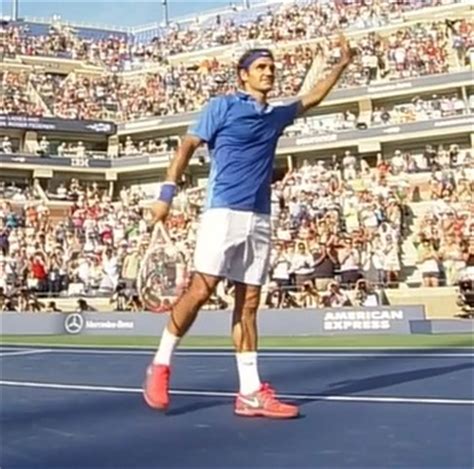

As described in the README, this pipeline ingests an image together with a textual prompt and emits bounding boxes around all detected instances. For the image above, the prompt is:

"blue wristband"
[158,183,177,204]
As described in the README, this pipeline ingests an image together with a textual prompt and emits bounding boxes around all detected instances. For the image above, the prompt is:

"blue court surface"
[1,345,473,469]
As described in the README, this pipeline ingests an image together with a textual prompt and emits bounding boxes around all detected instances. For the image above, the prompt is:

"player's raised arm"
[150,134,202,223]
[297,34,355,115]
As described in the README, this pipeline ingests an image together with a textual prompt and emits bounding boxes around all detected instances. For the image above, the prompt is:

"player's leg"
[232,281,299,419]
[231,211,298,418]
[232,282,260,351]
[143,272,220,410]
[144,209,234,410]
[154,271,220,364]
[232,282,262,393]
[168,272,221,337]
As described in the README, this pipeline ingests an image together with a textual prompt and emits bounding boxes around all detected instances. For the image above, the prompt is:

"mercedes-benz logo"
[64,313,85,335]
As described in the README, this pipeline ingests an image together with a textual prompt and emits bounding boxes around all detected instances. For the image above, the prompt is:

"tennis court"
[1,344,473,468]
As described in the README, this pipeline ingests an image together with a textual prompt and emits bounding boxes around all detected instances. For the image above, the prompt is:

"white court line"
[1,380,473,406]
[11,348,472,358]
[0,349,52,357]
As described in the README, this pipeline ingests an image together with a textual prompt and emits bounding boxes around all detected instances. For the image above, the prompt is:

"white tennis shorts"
[193,208,271,286]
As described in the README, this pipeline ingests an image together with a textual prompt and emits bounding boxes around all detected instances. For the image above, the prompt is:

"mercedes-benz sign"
[64,313,85,335]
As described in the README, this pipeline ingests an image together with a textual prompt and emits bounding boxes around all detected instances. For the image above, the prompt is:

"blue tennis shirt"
[189,91,299,215]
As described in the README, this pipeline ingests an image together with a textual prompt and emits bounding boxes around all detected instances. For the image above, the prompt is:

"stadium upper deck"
[0,0,472,175]
[1,10,472,124]
[1,0,468,70]
[4,0,457,49]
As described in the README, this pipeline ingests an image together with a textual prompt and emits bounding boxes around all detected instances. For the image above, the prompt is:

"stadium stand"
[0,0,472,316]
[2,18,471,121]
[1,1,464,63]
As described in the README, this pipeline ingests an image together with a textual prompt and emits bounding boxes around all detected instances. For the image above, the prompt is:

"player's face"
[242,57,275,93]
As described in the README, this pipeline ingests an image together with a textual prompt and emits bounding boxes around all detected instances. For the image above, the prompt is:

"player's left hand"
[150,200,171,224]
[337,33,356,66]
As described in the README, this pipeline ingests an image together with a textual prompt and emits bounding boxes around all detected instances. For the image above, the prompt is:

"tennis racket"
[137,221,171,312]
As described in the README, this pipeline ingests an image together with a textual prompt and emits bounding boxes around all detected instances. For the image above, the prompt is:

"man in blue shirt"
[144,36,354,418]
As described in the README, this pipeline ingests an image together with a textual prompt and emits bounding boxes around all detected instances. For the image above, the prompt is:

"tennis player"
[144,35,354,418]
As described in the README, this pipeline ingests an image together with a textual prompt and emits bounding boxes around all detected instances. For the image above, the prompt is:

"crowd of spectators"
[148,0,422,56]
[0,134,108,160]
[0,179,203,312]
[447,17,474,67]
[29,72,67,111]
[0,141,472,312]
[372,94,467,126]
[322,21,452,89]
[284,110,359,137]
[385,144,472,177]
[264,156,407,307]
[0,2,472,316]
[0,1,461,68]
[44,45,314,121]
[1,11,471,121]
[0,71,44,117]
[0,22,163,71]
[0,184,154,308]
[118,135,178,157]
[0,181,39,202]
[385,144,473,288]
[415,199,472,287]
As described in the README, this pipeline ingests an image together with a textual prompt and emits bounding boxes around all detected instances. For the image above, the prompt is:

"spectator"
[383,235,401,288]
[321,282,351,308]
[354,279,380,307]
[269,243,292,308]
[417,238,440,287]
[342,150,357,180]
[2,136,13,154]
[37,136,50,156]
[438,233,465,286]
[76,298,96,312]
[29,253,48,293]
[121,243,140,289]
[110,283,129,311]
[45,301,62,312]
[127,294,143,312]
[311,244,338,292]
[338,238,362,288]
[298,281,320,308]
[290,242,314,288]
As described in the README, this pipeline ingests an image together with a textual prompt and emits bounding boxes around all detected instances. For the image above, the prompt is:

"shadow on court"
[2,393,142,427]
[167,363,474,415]
[166,398,228,416]
[320,362,474,397]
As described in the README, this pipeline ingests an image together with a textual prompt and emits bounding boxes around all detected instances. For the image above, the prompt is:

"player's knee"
[240,306,258,320]
[242,294,260,316]
[188,283,213,305]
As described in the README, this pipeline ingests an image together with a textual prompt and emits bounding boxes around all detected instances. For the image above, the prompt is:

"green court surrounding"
[1,334,473,348]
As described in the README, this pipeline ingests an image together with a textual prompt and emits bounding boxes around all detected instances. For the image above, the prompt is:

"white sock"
[153,328,180,366]
[236,352,261,395]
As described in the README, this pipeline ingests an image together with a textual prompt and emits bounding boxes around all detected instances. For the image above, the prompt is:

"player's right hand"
[150,200,171,224]
[337,33,356,66]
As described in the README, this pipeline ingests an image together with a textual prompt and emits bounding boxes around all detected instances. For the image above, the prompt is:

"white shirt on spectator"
[77,259,90,285]
[291,252,314,275]
[413,153,428,171]
[57,185,67,199]
[2,139,12,154]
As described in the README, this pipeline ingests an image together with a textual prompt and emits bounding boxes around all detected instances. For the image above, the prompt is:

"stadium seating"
[0,0,472,315]
[2,16,471,121]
